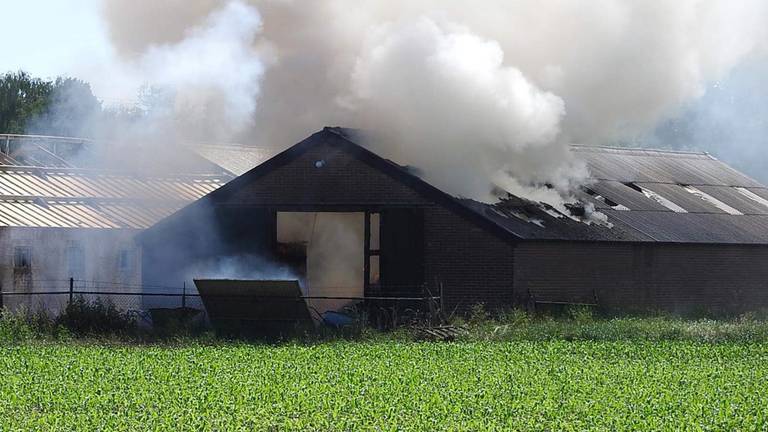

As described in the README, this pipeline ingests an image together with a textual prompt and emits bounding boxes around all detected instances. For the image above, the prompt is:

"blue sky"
[0,0,131,103]
[0,1,110,78]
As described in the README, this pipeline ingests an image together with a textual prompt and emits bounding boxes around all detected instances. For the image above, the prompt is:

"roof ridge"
[570,144,712,158]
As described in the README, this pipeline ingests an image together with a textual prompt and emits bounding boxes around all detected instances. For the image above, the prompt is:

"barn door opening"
[276,212,364,315]
[378,209,425,297]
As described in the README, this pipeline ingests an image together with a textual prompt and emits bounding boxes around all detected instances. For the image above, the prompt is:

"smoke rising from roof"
[99,0,768,202]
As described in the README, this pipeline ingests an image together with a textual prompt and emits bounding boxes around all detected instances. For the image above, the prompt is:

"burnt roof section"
[468,144,768,244]
[143,127,768,245]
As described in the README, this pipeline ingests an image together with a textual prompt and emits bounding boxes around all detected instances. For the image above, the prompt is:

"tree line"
[0,71,161,138]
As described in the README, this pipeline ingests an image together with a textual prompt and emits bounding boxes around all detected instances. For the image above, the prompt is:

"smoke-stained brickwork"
[424,207,514,311]
[514,242,768,314]
[145,137,516,311]
[224,143,427,207]
[143,130,768,315]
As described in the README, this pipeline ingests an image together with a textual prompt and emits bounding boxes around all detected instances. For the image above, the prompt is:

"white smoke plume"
[98,0,264,144]
[96,0,768,202]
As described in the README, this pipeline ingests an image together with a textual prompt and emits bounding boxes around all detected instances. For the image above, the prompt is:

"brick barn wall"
[424,207,514,311]
[514,241,768,314]
[225,144,427,206]
[208,141,516,311]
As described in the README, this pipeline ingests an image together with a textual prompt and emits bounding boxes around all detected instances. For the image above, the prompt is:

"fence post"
[69,277,74,304]
[182,281,186,309]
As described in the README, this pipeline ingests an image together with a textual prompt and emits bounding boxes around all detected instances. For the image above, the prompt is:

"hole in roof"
[490,206,544,227]
[680,184,742,215]
[623,182,687,213]
[565,202,586,217]
[583,187,629,211]
[623,182,643,193]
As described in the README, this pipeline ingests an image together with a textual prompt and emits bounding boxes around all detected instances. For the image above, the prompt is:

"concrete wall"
[0,227,142,314]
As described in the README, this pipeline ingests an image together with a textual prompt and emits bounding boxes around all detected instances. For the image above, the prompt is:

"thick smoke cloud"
[99,0,768,202]
[99,1,264,144]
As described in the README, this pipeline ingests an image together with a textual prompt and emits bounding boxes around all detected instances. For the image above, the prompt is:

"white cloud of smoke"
[98,1,264,144]
[96,0,768,203]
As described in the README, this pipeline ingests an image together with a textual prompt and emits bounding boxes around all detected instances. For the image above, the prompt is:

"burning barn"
[140,127,768,316]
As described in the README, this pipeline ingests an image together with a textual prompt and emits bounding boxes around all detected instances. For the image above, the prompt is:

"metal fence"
[0,279,442,328]
[0,279,200,324]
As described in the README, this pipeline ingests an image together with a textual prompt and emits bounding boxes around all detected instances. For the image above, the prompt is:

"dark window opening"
[13,246,32,292]
[14,246,31,269]
[367,213,381,288]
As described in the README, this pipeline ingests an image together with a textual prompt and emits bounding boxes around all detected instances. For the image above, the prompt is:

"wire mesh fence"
[0,279,194,320]
[0,279,442,329]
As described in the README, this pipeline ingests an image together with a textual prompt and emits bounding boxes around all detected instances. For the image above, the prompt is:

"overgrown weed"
[453,307,768,344]
[4,299,768,345]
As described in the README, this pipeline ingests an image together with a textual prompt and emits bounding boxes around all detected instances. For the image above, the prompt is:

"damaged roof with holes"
[336,128,768,244]
[464,144,768,244]
[144,127,768,245]
[0,166,228,229]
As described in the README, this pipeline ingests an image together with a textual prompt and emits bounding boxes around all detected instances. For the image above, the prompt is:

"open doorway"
[276,212,364,315]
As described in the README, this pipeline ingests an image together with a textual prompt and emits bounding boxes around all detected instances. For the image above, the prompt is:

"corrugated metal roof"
[139,127,768,245]
[476,145,768,244]
[572,145,763,187]
[0,166,227,229]
[193,144,274,176]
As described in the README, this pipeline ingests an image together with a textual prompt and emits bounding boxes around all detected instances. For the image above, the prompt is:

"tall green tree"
[28,77,102,137]
[0,71,53,134]
[0,71,102,137]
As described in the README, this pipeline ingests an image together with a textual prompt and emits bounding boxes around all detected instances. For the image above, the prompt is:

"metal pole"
[69,277,74,304]
[182,281,186,309]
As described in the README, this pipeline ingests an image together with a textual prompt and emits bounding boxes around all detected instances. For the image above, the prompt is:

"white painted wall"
[0,227,142,315]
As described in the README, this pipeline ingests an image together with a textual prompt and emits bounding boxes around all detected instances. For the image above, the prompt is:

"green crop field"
[1,340,767,431]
